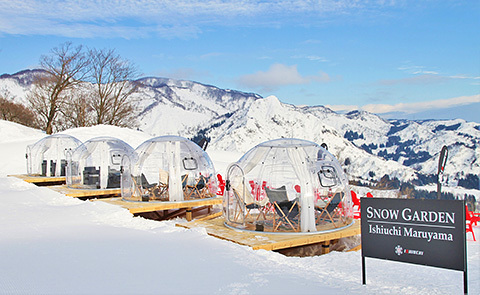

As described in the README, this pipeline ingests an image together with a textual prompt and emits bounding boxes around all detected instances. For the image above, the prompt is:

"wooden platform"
[98,197,223,221]
[176,217,361,252]
[8,174,66,186]
[48,185,121,199]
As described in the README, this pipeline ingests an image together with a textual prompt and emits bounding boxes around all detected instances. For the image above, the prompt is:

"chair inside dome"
[121,136,218,202]
[66,137,135,190]
[26,134,82,177]
[224,138,353,234]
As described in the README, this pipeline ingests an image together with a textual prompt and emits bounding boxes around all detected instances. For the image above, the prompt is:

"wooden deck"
[176,216,361,252]
[8,174,66,186]
[98,197,223,221]
[48,185,121,198]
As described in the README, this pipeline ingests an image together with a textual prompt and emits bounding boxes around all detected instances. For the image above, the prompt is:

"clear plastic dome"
[26,134,82,177]
[66,136,135,189]
[121,135,218,202]
[224,138,353,233]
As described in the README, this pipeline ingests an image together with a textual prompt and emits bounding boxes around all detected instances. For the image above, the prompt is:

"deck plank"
[48,185,121,198]
[98,197,223,214]
[176,217,361,251]
[8,174,66,185]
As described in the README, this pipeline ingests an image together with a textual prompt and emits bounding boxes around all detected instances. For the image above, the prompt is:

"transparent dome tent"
[224,138,353,234]
[66,137,135,190]
[121,136,218,202]
[26,134,82,177]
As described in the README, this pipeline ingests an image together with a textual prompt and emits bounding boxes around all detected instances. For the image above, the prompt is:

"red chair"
[216,174,225,196]
[466,205,479,226]
[249,180,256,193]
[466,221,476,241]
[465,205,478,241]
[249,180,267,201]
[351,190,361,219]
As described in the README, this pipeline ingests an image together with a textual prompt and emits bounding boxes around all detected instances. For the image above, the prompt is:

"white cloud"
[0,0,405,38]
[379,74,449,85]
[327,95,480,116]
[292,54,329,62]
[237,63,330,91]
[365,95,480,114]
[398,65,438,75]
[394,63,480,85]
[449,74,480,80]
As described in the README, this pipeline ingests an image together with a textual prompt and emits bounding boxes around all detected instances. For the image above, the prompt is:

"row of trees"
[27,42,139,134]
[0,89,37,128]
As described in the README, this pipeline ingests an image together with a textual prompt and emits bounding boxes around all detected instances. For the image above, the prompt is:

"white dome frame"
[26,134,82,177]
[223,138,353,234]
[121,135,218,202]
[66,136,135,190]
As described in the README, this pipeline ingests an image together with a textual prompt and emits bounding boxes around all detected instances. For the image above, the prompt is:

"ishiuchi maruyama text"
[368,224,454,242]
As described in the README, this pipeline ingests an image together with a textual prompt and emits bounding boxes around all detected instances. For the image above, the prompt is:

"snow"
[0,120,479,294]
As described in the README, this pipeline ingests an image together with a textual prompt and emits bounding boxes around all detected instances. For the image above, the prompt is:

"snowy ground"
[0,121,478,295]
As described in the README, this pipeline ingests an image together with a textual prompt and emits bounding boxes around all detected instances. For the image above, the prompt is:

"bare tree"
[88,48,139,128]
[28,42,90,134]
[60,84,95,128]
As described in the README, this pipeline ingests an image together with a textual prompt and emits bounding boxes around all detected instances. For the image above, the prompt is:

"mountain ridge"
[1,69,479,189]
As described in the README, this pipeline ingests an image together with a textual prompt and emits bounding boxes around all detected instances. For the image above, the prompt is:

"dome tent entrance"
[66,137,135,190]
[121,135,218,202]
[224,138,353,234]
[26,134,82,177]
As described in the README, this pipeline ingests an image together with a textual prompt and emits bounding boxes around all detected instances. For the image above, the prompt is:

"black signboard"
[361,198,467,292]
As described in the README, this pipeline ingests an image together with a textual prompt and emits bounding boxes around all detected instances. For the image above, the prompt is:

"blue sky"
[0,0,479,122]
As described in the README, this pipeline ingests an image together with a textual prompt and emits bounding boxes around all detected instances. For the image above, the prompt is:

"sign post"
[361,198,467,294]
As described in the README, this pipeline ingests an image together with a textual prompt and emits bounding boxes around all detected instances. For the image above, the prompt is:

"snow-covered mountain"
[298,108,480,187]
[202,96,418,183]
[0,69,42,104]
[132,76,261,136]
[1,69,479,188]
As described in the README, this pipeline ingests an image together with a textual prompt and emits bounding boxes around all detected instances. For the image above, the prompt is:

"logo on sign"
[395,245,403,256]
[394,244,424,256]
